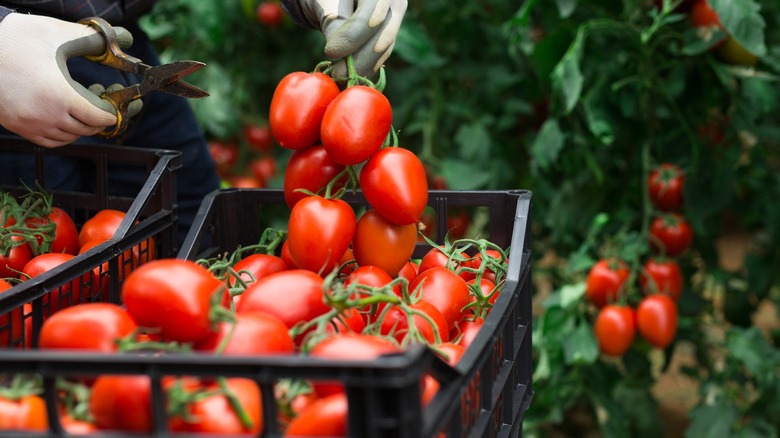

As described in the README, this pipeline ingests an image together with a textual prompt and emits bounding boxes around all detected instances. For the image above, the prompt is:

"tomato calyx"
[1,189,55,257]
[56,379,94,424]
[114,329,194,354]
[0,374,42,401]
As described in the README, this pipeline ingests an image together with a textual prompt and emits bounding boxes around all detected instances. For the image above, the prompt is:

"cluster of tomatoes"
[586,163,690,357]
[208,123,279,189]
[0,63,513,435]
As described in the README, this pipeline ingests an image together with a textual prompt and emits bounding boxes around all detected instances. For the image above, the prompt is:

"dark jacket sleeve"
[279,0,317,30]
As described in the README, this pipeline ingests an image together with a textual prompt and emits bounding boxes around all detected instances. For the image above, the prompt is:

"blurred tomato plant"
[139,0,780,436]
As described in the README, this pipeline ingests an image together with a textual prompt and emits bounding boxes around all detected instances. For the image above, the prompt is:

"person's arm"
[0,6,13,20]
[0,13,119,147]
[279,0,407,78]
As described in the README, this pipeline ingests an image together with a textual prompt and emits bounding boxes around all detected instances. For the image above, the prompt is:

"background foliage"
[140,0,780,436]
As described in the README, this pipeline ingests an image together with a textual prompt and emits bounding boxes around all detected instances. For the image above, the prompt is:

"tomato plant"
[647,163,684,212]
[649,213,694,258]
[636,294,678,349]
[640,258,683,301]
[585,259,629,309]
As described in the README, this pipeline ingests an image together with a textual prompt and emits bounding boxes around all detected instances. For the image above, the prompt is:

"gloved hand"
[294,0,407,78]
[0,14,129,147]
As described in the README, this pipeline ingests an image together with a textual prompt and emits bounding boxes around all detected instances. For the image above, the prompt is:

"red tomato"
[396,261,419,284]
[208,141,239,176]
[284,393,347,437]
[649,213,694,257]
[38,303,136,351]
[78,209,154,263]
[417,246,463,276]
[344,264,399,320]
[585,259,629,309]
[228,174,264,189]
[308,333,400,398]
[256,1,284,27]
[452,318,484,349]
[287,196,356,275]
[0,394,47,431]
[690,0,722,29]
[280,240,298,269]
[648,163,685,212]
[433,342,466,366]
[244,123,274,153]
[283,145,347,209]
[466,277,499,316]
[0,280,24,347]
[79,238,138,296]
[90,375,152,432]
[270,72,340,150]
[410,267,471,331]
[636,294,678,349]
[230,253,288,288]
[26,206,79,255]
[458,249,503,283]
[249,155,278,186]
[321,86,393,165]
[194,311,294,355]
[352,209,417,277]
[0,235,33,279]
[594,305,636,357]
[22,253,89,314]
[236,270,330,331]
[447,208,470,240]
[359,147,428,225]
[640,258,683,301]
[379,301,450,345]
[174,378,263,434]
[326,307,366,334]
[121,259,227,343]
[60,415,97,433]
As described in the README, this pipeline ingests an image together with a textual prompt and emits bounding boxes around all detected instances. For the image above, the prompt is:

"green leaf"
[439,159,492,190]
[686,402,739,438]
[555,0,578,18]
[583,95,614,145]
[726,327,779,385]
[551,27,585,113]
[530,119,565,169]
[563,322,599,365]
[558,282,587,309]
[455,122,491,162]
[393,22,448,68]
[709,0,766,57]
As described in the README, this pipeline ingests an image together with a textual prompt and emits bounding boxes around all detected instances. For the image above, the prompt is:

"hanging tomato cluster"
[584,162,692,357]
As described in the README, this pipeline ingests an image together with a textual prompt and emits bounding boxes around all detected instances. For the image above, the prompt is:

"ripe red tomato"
[452,318,484,349]
[326,307,366,334]
[636,294,678,349]
[308,333,400,398]
[283,145,347,209]
[417,246,463,276]
[121,259,227,343]
[396,261,419,284]
[287,196,356,275]
[90,375,152,432]
[585,259,629,308]
[228,174,264,189]
[236,270,330,330]
[648,163,685,212]
[321,86,393,165]
[352,209,417,277]
[447,208,470,240]
[344,264,399,319]
[410,267,471,331]
[270,72,340,150]
[38,303,136,351]
[360,147,428,225]
[174,378,263,434]
[26,206,79,255]
[640,258,683,301]
[194,311,294,355]
[230,253,288,289]
[0,280,24,347]
[22,252,89,314]
[466,277,499,316]
[594,305,636,357]
[379,301,450,345]
[280,240,298,269]
[249,155,278,186]
[690,0,722,29]
[256,1,284,27]
[78,238,137,295]
[60,415,97,434]
[458,249,503,283]
[78,209,154,263]
[433,342,466,366]
[208,141,239,176]
[649,213,693,257]
[244,123,274,153]
[0,394,47,431]
[0,235,33,278]
[284,392,347,437]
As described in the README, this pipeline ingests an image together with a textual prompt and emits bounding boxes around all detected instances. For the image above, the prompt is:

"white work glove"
[0,14,121,147]
[296,0,407,78]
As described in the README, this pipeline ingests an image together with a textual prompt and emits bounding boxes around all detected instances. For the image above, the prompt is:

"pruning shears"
[67,16,209,138]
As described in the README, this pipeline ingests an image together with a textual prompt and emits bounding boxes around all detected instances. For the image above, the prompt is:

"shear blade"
[140,61,209,98]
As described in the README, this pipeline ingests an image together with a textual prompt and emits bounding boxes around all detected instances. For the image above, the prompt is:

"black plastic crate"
[0,188,532,438]
[0,136,180,348]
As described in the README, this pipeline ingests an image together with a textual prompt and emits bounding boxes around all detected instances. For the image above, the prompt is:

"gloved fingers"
[324,0,392,59]
[88,83,144,118]
[31,129,80,148]
[330,32,395,78]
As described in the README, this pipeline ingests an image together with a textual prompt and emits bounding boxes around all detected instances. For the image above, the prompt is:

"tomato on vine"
[352,209,417,277]
[640,258,683,301]
[287,196,355,275]
[270,71,340,150]
[594,304,636,357]
[585,259,629,309]
[283,145,347,209]
[648,163,684,212]
[636,294,678,349]
[360,147,429,226]
[649,213,693,258]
